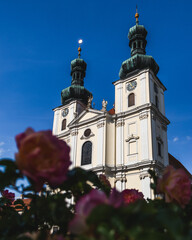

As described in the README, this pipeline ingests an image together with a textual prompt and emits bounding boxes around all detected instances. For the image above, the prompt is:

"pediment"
[68,108,104,127]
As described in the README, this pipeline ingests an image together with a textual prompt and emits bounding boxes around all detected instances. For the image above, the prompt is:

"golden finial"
[78,39,83,58]
[135,5,139,24]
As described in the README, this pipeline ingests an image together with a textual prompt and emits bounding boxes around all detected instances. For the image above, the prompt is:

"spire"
[128,9,147,56]
[119,11,159,79]
[61,39,93,106]
[71,39,86,86]
[135,5,139,25]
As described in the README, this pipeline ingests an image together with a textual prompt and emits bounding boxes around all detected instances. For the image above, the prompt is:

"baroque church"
[53,11,175,198]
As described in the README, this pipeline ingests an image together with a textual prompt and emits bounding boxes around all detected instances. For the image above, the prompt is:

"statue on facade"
[101,99,108,111]
[87,95,93,109]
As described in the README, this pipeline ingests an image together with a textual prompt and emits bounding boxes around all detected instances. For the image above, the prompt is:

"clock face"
[62,108,69,117]
[127,81,137,91]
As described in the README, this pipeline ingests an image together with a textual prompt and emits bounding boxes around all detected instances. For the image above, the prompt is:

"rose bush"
[0,128,191,240]
[157,165,191,207]
[1,190,15,204]
[15,128,71,191]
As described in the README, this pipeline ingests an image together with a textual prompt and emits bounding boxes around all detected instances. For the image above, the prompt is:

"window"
[155,95,159,109]
[61,119,66,130]
[154,83,158,93]
[81,141,92,165]
[138,41,141,48]
[129,141,137,155]
[133,42,136,49]
[84,129,91,137]
[158,142,161,157]
[128,93,135,107]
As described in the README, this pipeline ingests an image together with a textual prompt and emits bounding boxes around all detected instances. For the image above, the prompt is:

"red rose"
[157,165,191,208]
[1,190,15,204]
[15,128,71,191]
[122,189,144,204]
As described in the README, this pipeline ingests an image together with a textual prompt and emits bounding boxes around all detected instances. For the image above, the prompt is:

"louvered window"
[61,119,66,130]
[128,93,135,107]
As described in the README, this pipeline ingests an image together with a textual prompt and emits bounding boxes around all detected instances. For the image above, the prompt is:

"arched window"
[138,41,141,48]
[81,141,92,165]
[128,93,135,107]
[61,119,66,130]
[133,42,136,49]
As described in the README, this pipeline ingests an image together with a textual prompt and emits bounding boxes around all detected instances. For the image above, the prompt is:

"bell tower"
[113,9,170,197]
[53,40,92,136]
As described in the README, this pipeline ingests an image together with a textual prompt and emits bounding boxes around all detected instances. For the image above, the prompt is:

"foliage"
[0,128,191,240]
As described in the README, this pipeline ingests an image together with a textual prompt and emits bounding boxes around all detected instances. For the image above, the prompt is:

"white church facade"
[52,12,170,199]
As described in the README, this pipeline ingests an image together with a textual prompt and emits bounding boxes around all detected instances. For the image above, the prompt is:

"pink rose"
[122,189,144,204]
[15,128,71,191]
[69,188,125,234]
[69,189,108,234]
[157,165,191,208]
[1,190,15,204]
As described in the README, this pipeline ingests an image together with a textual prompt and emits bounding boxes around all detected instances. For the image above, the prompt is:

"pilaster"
[139,111,149,161]
[70,129,78,167]
[116,119,124,165]
[97,120,105,166]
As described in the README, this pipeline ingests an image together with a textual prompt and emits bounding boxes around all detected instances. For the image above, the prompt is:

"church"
[52,11,178,198]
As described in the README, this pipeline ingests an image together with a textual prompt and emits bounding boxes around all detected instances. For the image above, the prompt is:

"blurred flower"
[157,165,191,208]
[51,234,65,240]
[109,188,124,208]
[1,189,15,204]
[69,187,136,234]
[99,174,111,189]
[18,231,39,240]
[19,231,65,240]
[47,233,65,240]
[69,189,108,234]
[122,189,144,204]
[15,128,71,191]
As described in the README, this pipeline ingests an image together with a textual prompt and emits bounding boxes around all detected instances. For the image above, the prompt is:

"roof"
[108,108,115,115]
[168,153,192,179]
[12,198,31,211]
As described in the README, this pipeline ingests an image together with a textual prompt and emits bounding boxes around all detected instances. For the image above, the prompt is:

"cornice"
[97,121,105,128]
[69,112,108,129]
[112,103,150,120]
[71,129,78,136]
[139,112,148,120]
[52,99,86,112]
[116,120,125,127]
[56,130,70,139]
[112,103,170,126]
[112,68,146,85]
[151,105,170,125]
[106,160,164,173]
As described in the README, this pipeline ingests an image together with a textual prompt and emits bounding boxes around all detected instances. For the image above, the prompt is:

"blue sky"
[0,0,191,173]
